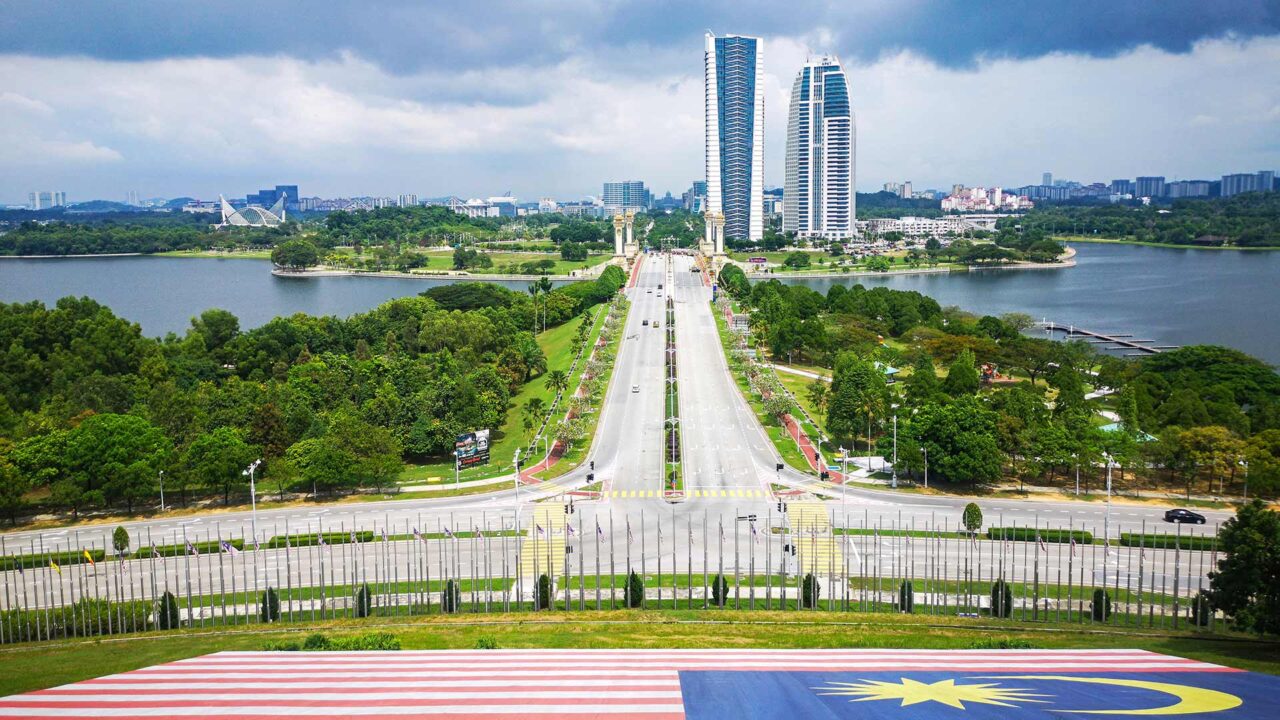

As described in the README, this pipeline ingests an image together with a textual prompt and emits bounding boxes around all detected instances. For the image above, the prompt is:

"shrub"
[475,636,499,650]
[303,633,332,650]
[266,531,373,549]
[1120,533,1217,551]
[801,573,820,609]
[262,639,301,651]
[625,571,644,609]
[264,633,400,652]
[986,527,1092,544]
[536,574,553,610]
[711,573,729,608]
[260,587,280,623]
[354,584,372,618]
[156,591,181,630]
[1,599,151,642]
[990,580,1013,618]
[112,526,130,555]
[136,540,242,559]
[1091,588,1112,622]
[1,548,104,572]
[897,581,915,613]
[1190,590,1213,627]
[442,579,461,613]
[962,503,983,533]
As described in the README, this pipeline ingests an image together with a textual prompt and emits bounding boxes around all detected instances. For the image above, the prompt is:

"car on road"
[646,289,653,293]
[631,384,639,393]
[642,319,649,326]
[1164,508,1206,524]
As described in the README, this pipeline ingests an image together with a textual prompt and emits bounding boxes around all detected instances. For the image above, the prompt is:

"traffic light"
[820,471,830,481]
[590,461,595,471]
[813,450,819,461]
[775,463,784,472]
[564,504,570,515]
[586,473,595,482]
[777,502,784,512]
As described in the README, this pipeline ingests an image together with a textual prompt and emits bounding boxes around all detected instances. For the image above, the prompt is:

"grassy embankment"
[711,301,813,476]
[3,611,1277,697]
[1055,234,1280,251]
[528,297,630,480]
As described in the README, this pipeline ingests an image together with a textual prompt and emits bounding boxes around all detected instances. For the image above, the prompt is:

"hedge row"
[0,548,105,572]
[1119,533,1217,551]
[1,599,151,644]
[266,531,374,549]
[985,527,1094,544]
[135,539,244,559]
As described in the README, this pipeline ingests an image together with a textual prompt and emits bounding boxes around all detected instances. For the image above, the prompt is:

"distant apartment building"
[941,187,1034,212]
[1016,184,1069,201]
[27,191,66,210]
[245,185,300,212]
[601,181,650,212]
[397,194,418,207]
[1220,171,1276,197]
[181,200,220,214]
[763,187,784,217]
[1134,176,1166,198]
[1165,180,1212,199]
[862,215,972,239]
[1042,172,1053,186]
[783,55,855,240]
[705,32,765,246]
[1110,179,1135,195]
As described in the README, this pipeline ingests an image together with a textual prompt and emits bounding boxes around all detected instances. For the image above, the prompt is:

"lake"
[0,244,1277,363]
[777,242,1280,364]
[0,256,560,337]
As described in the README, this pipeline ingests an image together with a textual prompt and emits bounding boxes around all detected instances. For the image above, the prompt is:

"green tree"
[962,503,983,533]
[903,353,941,407]
[66,413,171,513]
[182,427,259,505]
[783,251,811,268]
[354,584,373,618]
[260,587,280,622]
[560,241,588,262]
[545,369,570,397]
[271,239,320,270]
[156,591,181,630]
[626,570,645,608]
[942,349,980,396]
[905,398,1003,485]
[991,580,1013,618]
[283,438,358,497]
[0,442,30,524]
[711,573,729,607]
[112,525,130,555]
[826,353,889,446]
[1207,500,1280,635]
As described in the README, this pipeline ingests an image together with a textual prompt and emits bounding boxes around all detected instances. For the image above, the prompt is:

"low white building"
[860,216,971,238]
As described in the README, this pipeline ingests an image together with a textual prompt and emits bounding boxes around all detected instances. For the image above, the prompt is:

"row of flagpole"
[0,507,1218,644]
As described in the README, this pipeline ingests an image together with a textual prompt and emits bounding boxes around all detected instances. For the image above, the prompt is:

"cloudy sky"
[2,1,1278,204]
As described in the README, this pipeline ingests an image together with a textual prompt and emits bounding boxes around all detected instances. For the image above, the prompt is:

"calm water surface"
[780,243,1280,364]
[0,256,558,337]
[0,245,1277,363]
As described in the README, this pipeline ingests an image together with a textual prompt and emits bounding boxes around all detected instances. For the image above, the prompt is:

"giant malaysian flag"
[1,648,1278,718]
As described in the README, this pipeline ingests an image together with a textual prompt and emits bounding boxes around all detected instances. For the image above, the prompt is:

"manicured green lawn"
[3,611,1277,696]
[473,252,612,276]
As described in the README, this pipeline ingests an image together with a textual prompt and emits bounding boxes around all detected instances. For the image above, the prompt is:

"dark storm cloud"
[1,0,1275,73]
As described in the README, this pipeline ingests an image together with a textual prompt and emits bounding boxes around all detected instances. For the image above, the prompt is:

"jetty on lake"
[1037,321,1178,355]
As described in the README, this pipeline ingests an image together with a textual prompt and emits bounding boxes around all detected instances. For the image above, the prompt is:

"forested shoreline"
[0,267,626,523]
[718,264,1280,496]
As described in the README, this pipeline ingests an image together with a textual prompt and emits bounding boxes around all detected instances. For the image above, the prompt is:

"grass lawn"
[3,611,1277,696]
[530,299,626,479]
[400,307,604,485]
[473,251,612,276]
[712,305,815,476]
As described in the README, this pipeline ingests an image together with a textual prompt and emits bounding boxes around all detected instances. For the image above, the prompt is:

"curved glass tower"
[704,33,764,251]
[784,56,855,240]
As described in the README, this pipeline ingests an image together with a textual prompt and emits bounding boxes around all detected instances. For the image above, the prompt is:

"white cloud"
[0,34,1277,202]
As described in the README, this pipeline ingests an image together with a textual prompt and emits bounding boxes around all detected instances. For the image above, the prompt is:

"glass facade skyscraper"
[704,33,764,249]
[784,56,854,240]
[602,181,649,211]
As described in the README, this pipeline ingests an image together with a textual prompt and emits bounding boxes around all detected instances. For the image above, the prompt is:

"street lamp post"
[242,459,262,543]
[158,470,166,512]
[922,446,928,490]
[1073,453,1080,496]
[1103,452,1113,544]
[891,415,898,489]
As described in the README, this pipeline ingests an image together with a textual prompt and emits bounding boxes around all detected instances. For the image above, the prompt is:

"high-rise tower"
[783,55,855,240]
[704,33,765,253]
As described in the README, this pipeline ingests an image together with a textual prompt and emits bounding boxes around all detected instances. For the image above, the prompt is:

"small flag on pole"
[596,520,603,538]
[1037,534,1047,552]
[350,530,358,544]
[381,528,388,542]
[83,549,95,567]
[1070,536,1077,556]
[318,535,326,547]
[535,524,544,538]
[626,519,633,546]
[566,523,576,538]
[412,528,422,541]
[50,559,61,575]
[444,527,454,540]
[186,542,198,557]
[220,540,240,556]
[750,521,759,545]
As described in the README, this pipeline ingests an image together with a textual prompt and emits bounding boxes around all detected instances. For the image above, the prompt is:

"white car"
[631,384,640,393]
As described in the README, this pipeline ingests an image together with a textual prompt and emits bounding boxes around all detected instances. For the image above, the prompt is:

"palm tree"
[526,283,540,332]
[545,369,570,397]
[536,277,554,332]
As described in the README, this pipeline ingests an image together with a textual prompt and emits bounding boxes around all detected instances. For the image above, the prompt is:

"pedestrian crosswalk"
[785,501,842,575]
[518,506,566,577]
[599,488,768,499]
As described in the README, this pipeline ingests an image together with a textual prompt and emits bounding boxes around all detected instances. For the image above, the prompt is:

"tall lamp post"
[1102,452,1113,544]
[890,415,898,489]
[242,459,262,544]
[922,446,928,490]
[158,470,166,512]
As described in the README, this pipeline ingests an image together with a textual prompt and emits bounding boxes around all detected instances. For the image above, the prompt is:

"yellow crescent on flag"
[83,550,95,567]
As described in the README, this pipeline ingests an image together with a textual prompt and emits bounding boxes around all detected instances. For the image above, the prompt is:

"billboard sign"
[454,429,491,467]
[747,256,768,264]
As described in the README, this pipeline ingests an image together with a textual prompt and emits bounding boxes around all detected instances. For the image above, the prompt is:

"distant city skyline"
[1,2,1278,204]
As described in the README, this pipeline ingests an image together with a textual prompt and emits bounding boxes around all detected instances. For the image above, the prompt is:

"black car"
[1164,508,1206,524]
